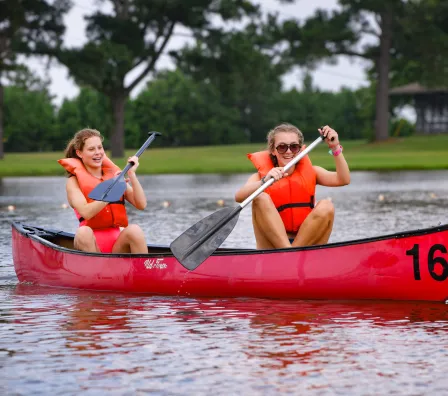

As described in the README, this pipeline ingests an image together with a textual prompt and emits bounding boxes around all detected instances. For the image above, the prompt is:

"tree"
[175,16,292,143]
[391,0,448,87]
[132,69,241,146]
[0,0,70,158]
[57,0,259,157]
[283,0,448,141]
[57,87,113,150]
[4,85,56,152]
[271,73,373,140]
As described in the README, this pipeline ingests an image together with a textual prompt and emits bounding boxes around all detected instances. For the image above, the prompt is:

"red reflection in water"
[12,284,448,373]
[13,285,448,325]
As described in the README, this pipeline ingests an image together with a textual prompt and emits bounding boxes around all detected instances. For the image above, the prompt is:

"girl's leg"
[293,199,335,247]
[252,193,291,249]
[112,224,148,254]
[74,226,100,252]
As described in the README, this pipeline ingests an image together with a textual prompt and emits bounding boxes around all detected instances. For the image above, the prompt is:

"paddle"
[170,133,333,271]
[88,131,161,202]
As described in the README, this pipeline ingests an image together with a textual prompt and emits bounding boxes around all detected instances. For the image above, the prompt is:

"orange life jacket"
[247,151,316,233]
[58,156,128,229]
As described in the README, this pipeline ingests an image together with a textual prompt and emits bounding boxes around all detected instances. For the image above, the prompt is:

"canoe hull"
[11,222,448,301]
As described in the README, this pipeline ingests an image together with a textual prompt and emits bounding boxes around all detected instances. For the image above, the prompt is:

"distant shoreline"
[2,135,448,177]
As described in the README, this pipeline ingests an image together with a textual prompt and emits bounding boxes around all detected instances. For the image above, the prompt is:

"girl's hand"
[127,156,139,176]
[114,170,129,183]
[265,167,288,182]
[318,125,340,150]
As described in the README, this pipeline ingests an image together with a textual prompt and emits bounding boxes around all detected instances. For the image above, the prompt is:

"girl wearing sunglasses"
[235,123,350,249]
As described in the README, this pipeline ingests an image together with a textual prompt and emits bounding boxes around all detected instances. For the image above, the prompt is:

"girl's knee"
[76,226,94,240]
[124,224,146,240]
[126,223,143,233]
[314,199,335,219]
[74,226,97,251]
[253,192,273,208]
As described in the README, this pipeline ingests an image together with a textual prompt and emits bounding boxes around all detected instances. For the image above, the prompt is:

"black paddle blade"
[170,206,241,271]
[88,177,127,202]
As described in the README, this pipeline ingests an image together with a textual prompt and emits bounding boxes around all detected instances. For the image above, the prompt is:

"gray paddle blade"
[170,206,241,271]
[88,177,127,202]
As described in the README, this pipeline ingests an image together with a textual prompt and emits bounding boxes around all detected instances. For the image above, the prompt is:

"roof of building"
[389,82,448,95]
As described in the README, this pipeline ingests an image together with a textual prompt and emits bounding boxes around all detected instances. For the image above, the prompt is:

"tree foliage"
[3,70,378,152]
[3,86,56,152]
[0,0,70,158]
[391,0,448,87]
[175,15,294,143]
[57,0,259,157]
[132,70,242,146]
[3,0,447,155]
[57,87,113,150]
[282,0,448,141]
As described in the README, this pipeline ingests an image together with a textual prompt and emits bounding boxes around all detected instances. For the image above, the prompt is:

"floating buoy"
[217,199,224,207]
[162,201,170,208]
[7,205,15,211]
[61,203,68,209]
[378,194,385,201]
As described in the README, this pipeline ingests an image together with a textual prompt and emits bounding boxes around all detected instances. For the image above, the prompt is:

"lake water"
[1,172,448,394]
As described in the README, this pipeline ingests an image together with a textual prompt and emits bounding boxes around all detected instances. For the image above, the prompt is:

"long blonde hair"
[266,123,304,166]
[64,128,103,159]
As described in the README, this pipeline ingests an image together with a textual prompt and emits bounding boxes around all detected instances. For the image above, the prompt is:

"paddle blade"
[170,206,241,271]
[88,177,127,202]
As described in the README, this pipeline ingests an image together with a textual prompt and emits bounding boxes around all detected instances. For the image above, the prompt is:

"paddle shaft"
[120,131,160,175]
[99,132,160,200]
[240,135,330,209]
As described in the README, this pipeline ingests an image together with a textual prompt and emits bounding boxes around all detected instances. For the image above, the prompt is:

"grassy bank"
[2,134,448,177]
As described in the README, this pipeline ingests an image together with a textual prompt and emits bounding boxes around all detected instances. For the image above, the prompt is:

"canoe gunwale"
[11,220,448,258]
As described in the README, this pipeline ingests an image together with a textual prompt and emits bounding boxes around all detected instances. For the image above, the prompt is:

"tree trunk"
[110,94,126,158]
[0,81,4,159]
[374,8,393,141]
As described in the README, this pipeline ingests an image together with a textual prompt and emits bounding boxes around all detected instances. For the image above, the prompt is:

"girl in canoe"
[58,128,148,254]
[235,123,350,249]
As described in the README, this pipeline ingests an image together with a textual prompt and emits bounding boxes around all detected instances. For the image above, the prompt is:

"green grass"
[2,134,448,177]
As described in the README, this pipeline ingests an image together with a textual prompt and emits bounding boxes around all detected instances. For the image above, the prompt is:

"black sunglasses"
[275,143,301,154]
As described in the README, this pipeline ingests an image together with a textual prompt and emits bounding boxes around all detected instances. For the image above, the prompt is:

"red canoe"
[11,221,448,302]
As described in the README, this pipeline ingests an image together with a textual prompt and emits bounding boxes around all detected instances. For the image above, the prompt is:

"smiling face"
[76,136,105,170]
[271,132,302,167]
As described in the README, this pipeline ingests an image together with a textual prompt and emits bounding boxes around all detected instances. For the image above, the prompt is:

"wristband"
[329,145,343,156]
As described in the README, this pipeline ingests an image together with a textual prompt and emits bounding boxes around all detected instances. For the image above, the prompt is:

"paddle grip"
[320,126,335,142]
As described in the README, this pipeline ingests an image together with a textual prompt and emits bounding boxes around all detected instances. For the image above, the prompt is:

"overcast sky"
[30,0,372,106]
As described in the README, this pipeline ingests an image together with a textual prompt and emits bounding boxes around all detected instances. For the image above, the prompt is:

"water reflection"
[1,284,448,394]
[63,298,131,356]
[11,285,448,350]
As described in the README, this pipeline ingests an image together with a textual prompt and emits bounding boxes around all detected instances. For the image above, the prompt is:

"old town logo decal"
[144,258,167,270]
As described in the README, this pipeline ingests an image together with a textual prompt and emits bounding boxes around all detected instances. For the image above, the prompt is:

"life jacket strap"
[277,196,314,213]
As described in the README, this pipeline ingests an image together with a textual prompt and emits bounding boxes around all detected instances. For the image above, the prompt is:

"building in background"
[390,83,448,134]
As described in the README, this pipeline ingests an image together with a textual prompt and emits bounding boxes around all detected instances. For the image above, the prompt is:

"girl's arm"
[315,125,350,187]
[67,177,109,220]
[123,155,147,210]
